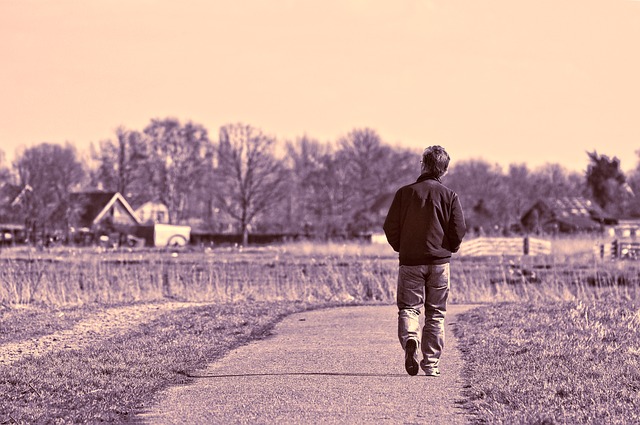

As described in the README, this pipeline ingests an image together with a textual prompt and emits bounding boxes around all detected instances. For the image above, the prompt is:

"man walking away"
[383,146,466,376]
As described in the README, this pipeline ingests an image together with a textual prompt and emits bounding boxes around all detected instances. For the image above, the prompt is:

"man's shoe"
[404,339,419,376]
[424,367,440,377]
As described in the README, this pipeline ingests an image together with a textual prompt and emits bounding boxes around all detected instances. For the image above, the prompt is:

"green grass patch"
[455,300,640,424]
[0,303,102,345]
[0,300,348,423]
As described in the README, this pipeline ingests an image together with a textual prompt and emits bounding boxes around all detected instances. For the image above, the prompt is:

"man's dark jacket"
[383,174,466,266]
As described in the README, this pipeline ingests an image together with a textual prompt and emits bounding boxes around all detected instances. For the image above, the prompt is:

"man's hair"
[422,145,450,178]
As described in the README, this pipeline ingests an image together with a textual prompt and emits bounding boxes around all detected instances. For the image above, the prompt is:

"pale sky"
[1,0,639,173]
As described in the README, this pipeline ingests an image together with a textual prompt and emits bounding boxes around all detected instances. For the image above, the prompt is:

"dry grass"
[455,300,640,424]
[0,249,398,306]
[2,237,636,308]
[452,255,640,305]
[1,239,639,423]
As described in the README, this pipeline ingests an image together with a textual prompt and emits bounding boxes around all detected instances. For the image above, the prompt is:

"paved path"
[137,304,475,424]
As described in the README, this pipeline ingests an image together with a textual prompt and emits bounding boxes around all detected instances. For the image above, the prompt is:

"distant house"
[520,197,617,234]
[133,200,170,225]
[66,192,140,239]
[608,219,640,239]
[0,183,30,243]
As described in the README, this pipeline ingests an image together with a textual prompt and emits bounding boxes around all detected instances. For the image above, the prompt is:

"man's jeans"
[397,263,450,371]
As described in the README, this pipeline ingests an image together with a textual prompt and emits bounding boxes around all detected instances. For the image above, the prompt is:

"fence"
[611,239,640,260]
[460,237,552,257]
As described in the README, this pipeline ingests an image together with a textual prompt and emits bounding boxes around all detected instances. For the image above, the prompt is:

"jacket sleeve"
[383,191,402,252]
[447,194,466,253]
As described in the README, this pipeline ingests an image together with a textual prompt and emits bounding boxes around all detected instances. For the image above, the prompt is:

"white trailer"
[153,223,191,247]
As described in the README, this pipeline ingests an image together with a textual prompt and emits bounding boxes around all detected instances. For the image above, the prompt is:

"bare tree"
[283,129,416,238]
[504,163,532,225]
[532,163,584,200]
[337,129,385,213]
[143,118,213,224]
[215,123,287,245]
[14,143,86,238]
[446,159,508,234]
[336,128,417,235]
[91,127,148,197]
[284,136,334,236]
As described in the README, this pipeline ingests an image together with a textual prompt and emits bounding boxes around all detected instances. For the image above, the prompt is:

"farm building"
[520,197,617,234]
[65,191,141,244]
[66,192,193,247]
[608,219,640,239]
[133,200,170,225]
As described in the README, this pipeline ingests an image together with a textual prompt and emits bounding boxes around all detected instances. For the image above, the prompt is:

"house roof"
[521,196,616,231]
[553,215,603,231]
[548,197,608,220]
[616,219,640,227]
[68,191,140,228]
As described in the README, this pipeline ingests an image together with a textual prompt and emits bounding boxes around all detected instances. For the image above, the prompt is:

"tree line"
[1,117,639,243]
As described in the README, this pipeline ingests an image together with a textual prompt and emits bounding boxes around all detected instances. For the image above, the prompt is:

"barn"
[520,197,617,234]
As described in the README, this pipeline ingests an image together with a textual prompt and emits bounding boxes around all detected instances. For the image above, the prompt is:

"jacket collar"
[416,172,441,183]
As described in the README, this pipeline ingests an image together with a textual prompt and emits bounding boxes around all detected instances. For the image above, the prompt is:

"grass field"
[455,300,640,424]
[0,239,638,423]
